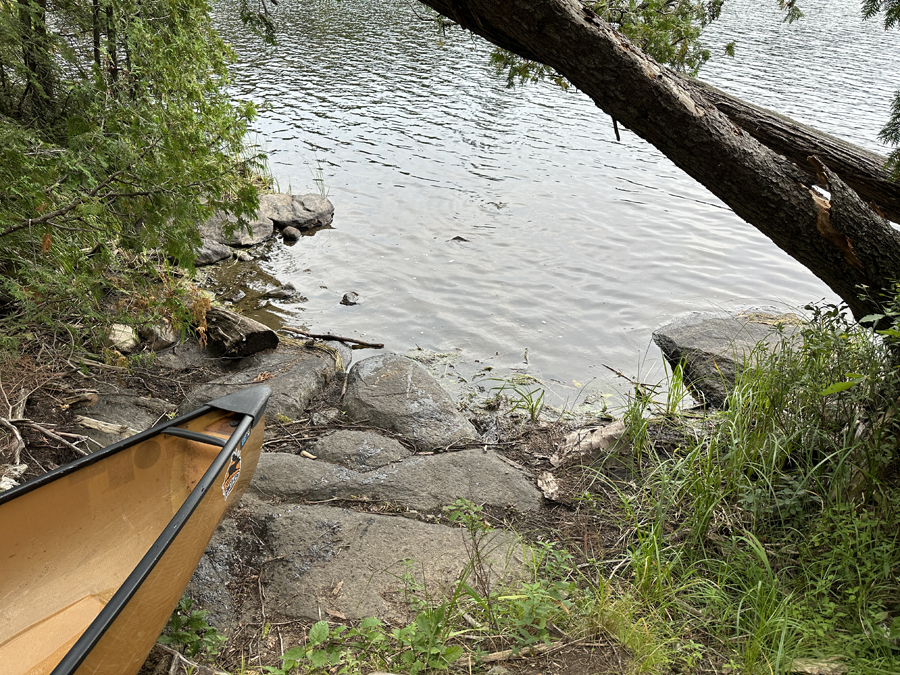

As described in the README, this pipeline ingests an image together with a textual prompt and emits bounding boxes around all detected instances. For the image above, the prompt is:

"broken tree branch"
[281,326,384,349]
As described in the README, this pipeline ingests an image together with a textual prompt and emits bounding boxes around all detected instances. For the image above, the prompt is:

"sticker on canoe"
[222,449,241,499]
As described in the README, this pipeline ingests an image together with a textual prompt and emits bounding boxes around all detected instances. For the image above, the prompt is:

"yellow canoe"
[0,385,271,675]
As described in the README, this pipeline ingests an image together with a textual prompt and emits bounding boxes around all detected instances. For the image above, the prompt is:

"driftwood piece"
[206,307,279,357]
[282,326,384,349]
[74,415,138,438]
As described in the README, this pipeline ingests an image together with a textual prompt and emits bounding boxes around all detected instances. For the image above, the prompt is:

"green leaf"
[819,376,865,396]
[309,649,329,668]
[443,645,464,662]
[308,620,330,646]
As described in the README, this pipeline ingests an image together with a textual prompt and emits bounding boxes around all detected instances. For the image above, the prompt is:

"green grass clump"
[605,302,900,674]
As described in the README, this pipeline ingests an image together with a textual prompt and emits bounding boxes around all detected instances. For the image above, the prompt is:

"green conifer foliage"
[0,0,261,342]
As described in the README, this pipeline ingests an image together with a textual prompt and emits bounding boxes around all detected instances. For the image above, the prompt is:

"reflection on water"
[211,0,896,402]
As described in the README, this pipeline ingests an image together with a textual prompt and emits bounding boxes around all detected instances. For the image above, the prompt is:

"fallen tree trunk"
[682,77,900,224]
[417,0,900,320]
[206,307,279,357]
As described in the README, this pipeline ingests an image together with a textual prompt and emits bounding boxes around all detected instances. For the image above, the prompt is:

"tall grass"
[605,304,900,673]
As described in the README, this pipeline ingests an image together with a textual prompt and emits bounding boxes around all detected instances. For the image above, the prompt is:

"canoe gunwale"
[49,413,258,675]
[0,385,270,506]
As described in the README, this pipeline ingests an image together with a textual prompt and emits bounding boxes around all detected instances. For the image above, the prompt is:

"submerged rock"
[342,353,479,451]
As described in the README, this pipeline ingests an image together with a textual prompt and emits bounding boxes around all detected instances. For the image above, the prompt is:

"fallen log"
[206,307,279,358]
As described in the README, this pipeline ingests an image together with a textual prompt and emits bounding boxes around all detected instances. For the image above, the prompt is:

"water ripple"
[212,0,896,396]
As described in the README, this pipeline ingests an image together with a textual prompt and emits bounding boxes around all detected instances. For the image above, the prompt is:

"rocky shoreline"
[0,192,806,674]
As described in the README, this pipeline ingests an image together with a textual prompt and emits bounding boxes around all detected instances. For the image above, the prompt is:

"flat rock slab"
[177,346,339,421]
[343,353,479,451]
[72,391,176,448]
[251,448,543,512]
[310,430,412,470]
[217,503,523,624]
[653,311,800,408]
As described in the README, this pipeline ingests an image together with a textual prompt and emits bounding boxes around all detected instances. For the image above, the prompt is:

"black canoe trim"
[49,412,257,675]
[206,385,271,427]
[0,385,271,506]
[161,428,228,447]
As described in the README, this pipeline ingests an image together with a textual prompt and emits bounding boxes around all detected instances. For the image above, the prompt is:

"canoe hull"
[0,387,269,675]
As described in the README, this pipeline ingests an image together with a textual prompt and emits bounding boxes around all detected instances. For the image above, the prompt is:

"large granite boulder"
[194,238,232,266]
[259,193,334,230]
[199,211,274,247]
[342,353,478,451]
[653,311,800,408]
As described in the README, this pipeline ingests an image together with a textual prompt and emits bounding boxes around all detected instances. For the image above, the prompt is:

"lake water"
[211,0,898,405]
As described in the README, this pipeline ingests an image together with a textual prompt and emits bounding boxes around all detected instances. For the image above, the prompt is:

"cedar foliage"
[0,0,262,349]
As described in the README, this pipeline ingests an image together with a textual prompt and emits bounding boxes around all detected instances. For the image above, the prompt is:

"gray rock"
[237,251,253,262]
[258,504,524,623]
[185,519,250,637]
[281,226,301,242]
[176,346,339,420]
[139,323,177,351]
[653,311,800,408]
[199,211,274,247]
[259,193,334,230]
[107,324,138,353]
[311,430,411,470]
[340,292,359,306]
[73,392,176,448]
[263,283,297,300]
[343,353,478,451]
[250,448,543,511]
[195,238,233,266]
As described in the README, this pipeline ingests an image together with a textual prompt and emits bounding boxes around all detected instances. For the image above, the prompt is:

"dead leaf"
[300,450,317,459]
[253,371,275,383]
[332,580,343,596]
[325,608,346,619]
[41,233,52,253]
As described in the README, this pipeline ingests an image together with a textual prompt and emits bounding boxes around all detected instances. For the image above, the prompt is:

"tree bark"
[417,0,900,320]
[682,77,900,225]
